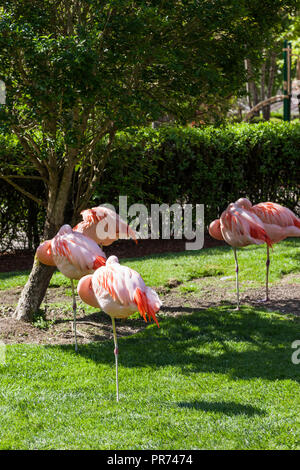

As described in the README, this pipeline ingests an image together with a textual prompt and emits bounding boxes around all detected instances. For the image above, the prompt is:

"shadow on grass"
[177,400,266,416]
[55,305,300,383]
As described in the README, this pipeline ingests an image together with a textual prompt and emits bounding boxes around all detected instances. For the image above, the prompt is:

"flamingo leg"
[71,279,78,352]
[265,245,270,301]
[233,247,240,310]
[111,316,119,402]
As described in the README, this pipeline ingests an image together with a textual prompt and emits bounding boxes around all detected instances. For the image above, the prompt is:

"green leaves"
[93,122,300,222]
[0,0,298,131]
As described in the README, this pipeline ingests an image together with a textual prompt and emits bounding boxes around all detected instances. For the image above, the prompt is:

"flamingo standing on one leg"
[234,198,300,300]
[209,203,272,309]
[36,225,107,351]
[77,255,161,401]
[73,206,137,247]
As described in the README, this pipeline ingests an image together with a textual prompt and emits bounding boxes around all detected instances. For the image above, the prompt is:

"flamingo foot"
[230,305,240,311]
[256,297,270,303]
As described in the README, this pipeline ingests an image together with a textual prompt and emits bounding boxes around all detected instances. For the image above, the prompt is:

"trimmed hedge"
[0,122,299,250]
[94,122,300,223]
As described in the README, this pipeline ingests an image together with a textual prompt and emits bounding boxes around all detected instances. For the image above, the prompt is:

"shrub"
[93,122,300,224]
[0,122,299,250]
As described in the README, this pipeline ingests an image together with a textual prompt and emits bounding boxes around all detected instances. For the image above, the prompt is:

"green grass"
[0,270,71,291]
[0,239,299,449]
[0,306,299,449]
[1,239,299,292]
[124,239,300,289]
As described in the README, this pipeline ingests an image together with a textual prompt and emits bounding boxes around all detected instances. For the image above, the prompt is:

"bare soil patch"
[0,302,145,346]
[160,274,300,317]
[0,274,299,346]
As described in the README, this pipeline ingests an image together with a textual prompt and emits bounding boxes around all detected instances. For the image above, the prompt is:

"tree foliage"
[0,1,298,228]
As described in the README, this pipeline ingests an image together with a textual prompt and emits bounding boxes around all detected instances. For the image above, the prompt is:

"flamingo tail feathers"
[93,256,107,270]
[294,217,300,229]
[249,225,273,247]
[134,288,160,328]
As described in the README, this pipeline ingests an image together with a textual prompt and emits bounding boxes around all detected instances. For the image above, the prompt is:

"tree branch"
[0,175,47,207]
[0,174,45,181]
[11,125,49,178]
[75,126,117,218]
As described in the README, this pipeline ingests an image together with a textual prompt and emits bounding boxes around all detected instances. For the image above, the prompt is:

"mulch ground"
[0,274,299,346]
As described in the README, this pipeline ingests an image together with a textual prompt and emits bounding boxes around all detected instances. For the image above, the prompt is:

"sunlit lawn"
[1,239,299,292]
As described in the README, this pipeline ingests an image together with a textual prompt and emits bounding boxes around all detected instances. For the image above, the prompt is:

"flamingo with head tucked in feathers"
[234,198,300,300]
[209,203,273,309]
[77,255,161,401]
[36,224,106,351]
[73,206,137,247]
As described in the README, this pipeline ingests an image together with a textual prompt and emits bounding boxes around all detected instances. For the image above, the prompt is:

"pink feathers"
[36,224,106,280]
[235,199,300,243]
[211,202,273,248]
[77,255,161,326]
[209,197,300,305]
[210,199,300,247]
[73,206,137,247]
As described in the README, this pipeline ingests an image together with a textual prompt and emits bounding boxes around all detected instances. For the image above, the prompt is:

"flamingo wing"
[221,204,272,247]
[252,202,300,229]
[93,264,160,326]
[75,206,137,244]
[52,231,106,273]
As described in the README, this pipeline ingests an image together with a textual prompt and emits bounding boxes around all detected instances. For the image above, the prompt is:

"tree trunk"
[263,50,277,121]
[14,159,76,322]
[13,215,61,321]
[13,260,56,321]
[246,59,260,116]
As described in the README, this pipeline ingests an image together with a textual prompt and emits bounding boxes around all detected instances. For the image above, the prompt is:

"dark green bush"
[93,122,300,224]
[0,121,299,251]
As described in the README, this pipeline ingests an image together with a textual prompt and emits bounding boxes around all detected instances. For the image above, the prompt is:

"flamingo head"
[36,240,56,266]
[81,207,106,224]
[235,198,252,210]
[77,275,99,308]
[208,219,223,241]
[57,224,73,235]
[106,255,119,265]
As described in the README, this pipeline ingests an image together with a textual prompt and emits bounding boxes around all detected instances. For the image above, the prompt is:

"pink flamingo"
[235,198,300,300]
[36,224,106,351]
[209,203,272,309]
[73,206,137,247]
[77,255,161,401]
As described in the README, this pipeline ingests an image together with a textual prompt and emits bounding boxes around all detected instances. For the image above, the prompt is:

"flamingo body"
[77,255,161,401]
[219,203,272,248]
[209,198,300,305]
[51,225,106,279]
[78,255,161,325]
[36,224,106,351]
[209,203,272,308]
[235,198,300,243]
[73,206,137,247]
